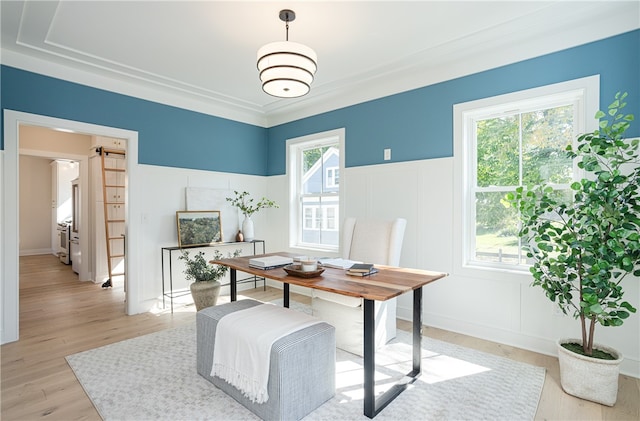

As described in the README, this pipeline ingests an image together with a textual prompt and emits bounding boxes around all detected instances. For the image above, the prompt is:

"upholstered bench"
[196,299,336,420]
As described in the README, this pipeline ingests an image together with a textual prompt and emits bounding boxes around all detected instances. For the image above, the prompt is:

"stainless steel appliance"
[71,178,81,274]
[57,223,70,264]
[71,231,80,274]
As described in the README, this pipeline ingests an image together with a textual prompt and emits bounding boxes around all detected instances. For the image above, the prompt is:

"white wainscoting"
[263,158,639,378]
[133,164,272,311]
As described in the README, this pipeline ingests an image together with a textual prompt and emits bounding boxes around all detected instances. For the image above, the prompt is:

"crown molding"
[1,49,269,127]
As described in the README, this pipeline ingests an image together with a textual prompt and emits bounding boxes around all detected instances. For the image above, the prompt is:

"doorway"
[2,110,140,344]
[19,127,87,265]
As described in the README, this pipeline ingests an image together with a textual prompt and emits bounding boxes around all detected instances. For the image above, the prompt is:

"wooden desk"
[211,252,448,418]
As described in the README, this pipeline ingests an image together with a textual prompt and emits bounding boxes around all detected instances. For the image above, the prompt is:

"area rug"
[66,304,545,421]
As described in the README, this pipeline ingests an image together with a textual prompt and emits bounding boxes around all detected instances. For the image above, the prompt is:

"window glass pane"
[522,105,574,185]
[301,145,340,247]
[475,191,524,265]
[476,115,519,187]
[302,147,330,194]
[315,207,323,228]
[300,196,339,246]
[326,207,336,230]
[303,207,313,229]
[318,199,339,245]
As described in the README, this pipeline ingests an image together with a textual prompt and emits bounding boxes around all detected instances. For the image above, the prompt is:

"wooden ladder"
[97,147,126,288]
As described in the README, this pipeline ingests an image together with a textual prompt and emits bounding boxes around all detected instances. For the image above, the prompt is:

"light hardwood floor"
[2,254,638,420]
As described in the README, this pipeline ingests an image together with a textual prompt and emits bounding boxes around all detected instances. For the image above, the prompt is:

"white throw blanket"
[211,303,322,404]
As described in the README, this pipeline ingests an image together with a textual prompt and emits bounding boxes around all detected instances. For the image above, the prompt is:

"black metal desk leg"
[413,287,423,372]
[230,269,237,302]
[283,283,290,308]
[161,249,165,310]
[363,299,376,417]
[363,290,423,418]
[169,250,173,313]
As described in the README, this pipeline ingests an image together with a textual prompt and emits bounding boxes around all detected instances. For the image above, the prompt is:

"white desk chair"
[311,217,407,356]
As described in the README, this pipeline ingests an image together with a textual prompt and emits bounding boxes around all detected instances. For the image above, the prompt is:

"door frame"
[2,110,140,344]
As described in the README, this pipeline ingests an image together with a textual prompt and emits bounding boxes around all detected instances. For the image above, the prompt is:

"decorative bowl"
[283,264,324,278]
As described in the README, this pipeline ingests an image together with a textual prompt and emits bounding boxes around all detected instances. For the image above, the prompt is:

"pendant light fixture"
[257,9,317,98]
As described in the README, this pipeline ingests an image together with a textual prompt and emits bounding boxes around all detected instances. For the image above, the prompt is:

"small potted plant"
[179,249,240,311]
[226,190,278,241]
[502,92,639,406]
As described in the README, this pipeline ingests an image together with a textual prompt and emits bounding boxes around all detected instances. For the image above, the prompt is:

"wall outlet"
[384,148,391,160]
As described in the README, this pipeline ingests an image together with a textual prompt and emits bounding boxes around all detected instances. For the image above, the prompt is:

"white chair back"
[342,217,407,266]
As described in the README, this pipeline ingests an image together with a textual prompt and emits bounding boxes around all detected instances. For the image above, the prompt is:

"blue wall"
[266,30,640,175]
[0,66,268,175]
[1,30,638,177]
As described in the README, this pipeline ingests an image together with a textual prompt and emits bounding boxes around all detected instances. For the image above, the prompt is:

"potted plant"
[179,249,240,311]
[226,190,278,241]
[503,92,639,406]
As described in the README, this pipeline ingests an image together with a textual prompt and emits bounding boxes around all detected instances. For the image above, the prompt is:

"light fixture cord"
[285,17,289,41]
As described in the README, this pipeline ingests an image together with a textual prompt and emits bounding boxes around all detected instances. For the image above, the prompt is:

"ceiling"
[2,1,639,127]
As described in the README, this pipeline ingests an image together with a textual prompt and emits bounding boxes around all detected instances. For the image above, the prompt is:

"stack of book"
[249,255,293,270]
[346,263,378,277]
[317,257,361,269]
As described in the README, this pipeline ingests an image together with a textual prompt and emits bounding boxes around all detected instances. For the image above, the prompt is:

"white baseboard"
[19,248,55,256]
[397,305,639,379]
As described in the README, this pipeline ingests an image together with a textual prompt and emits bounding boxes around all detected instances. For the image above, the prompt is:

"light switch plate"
[384,148,391,160]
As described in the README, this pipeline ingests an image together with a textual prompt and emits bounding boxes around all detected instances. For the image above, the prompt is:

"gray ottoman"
[197,299,336,421]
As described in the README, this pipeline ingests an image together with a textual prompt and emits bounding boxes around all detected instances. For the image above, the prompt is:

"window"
[326,167,339,188]
[288,129,345,251]
[454,76,598,273]
[473,102,576,267]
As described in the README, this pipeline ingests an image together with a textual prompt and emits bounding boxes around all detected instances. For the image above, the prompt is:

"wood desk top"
[212,252,448,301]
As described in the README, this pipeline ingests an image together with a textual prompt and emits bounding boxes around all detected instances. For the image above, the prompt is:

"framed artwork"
[176,210,223,247]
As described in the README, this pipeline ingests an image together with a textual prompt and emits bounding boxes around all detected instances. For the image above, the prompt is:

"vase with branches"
[226,190,278,241]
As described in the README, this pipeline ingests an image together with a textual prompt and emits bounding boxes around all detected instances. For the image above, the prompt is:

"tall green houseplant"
[503,92,639,357]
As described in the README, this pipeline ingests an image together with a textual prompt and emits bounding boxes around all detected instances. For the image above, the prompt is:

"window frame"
[287,128,345,252]
[452,76,599,280]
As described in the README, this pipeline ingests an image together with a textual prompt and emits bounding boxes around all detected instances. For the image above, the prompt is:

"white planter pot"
[557,338,622,406]
[242,216,254,242]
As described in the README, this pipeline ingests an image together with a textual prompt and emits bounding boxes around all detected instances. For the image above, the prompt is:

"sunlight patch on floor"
[419,354,490,384]
[386,341,491,384]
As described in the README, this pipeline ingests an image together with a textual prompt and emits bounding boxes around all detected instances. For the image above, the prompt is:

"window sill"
[454,261,532,282]
[289,244,339,255]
